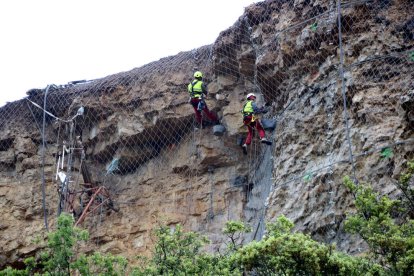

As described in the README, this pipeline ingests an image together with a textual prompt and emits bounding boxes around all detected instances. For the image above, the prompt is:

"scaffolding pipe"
[61,145,65,169]
[75,186,103,226]
[55,155,60,181]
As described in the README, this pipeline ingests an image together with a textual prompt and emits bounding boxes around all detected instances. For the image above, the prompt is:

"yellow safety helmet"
[246,93,256,100]
[194,71,203,78]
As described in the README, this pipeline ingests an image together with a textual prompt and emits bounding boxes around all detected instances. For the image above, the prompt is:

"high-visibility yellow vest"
[242,100,254,115]
[188,80,204,98]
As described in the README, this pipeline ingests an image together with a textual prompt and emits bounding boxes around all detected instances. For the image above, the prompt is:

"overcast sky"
[0,0,257,106]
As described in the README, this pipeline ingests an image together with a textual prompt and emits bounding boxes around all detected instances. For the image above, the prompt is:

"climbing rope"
[187,44,215,219]
[40,85,52,231]
[337,0,357,183]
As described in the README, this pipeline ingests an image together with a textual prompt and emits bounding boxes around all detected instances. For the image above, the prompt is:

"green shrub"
[231,216,382,275]
[132,224,238,275]
[344,173,414,275]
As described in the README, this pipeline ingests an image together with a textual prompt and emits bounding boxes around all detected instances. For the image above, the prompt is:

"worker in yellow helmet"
[188,71,219,127]
[241,93,272,154]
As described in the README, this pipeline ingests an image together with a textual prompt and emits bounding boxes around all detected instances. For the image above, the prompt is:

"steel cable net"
[0,0,412,254]
[210,0,413,248]
[0,47,215,232]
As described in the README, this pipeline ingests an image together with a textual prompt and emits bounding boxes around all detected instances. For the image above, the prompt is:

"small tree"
[132,224,237,275]
[397,161,414,215]
[42,213,89,275]
[344,174,414,275]
[222,221,251,252]
[0,213,130,275]
[132,224,206,275]
[71,252,128,276]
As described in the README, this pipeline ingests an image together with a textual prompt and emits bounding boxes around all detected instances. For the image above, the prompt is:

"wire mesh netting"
[0,0,413,255]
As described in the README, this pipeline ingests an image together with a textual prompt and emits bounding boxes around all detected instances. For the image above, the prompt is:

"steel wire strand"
[337,0,357,183]
[40,85,53,231]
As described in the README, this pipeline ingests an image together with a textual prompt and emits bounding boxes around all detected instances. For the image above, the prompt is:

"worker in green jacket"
[188,71,219,127]
[241,93,272,154]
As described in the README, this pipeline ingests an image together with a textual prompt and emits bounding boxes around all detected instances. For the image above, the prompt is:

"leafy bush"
[0,213,128,276]
[344,172,414,275]
[132,224,237,275]
[71,252,128,276]
[42,213,89,275]
[223,221,251,252]
[231,215,382,275]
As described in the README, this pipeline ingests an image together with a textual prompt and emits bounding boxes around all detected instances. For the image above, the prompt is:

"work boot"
[241,144,248,155]
[260,137,272,145]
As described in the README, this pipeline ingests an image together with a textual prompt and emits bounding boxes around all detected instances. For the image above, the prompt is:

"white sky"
[0,0,257,106]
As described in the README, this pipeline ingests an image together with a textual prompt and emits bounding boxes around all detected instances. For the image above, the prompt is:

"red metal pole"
[75,186,103,226]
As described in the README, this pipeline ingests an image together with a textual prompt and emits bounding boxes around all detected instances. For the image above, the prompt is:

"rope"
[41,85,52,231]
[252,130,277,241]
[208,166,215,220]
[64,121,76,213]
[337,0,357,183]
[321,61,337,216]
[187,45,212,217]
[25,100,43,139]
[26,98,72,123]
[244,15,279,241]
[245,14,262,200]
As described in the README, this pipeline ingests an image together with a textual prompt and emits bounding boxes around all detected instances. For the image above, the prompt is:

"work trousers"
[243,115,265,145]
[190,98,218,125]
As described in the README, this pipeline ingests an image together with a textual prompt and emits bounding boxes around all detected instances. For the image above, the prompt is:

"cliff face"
[212,0,414,251]
[1,0,413,268]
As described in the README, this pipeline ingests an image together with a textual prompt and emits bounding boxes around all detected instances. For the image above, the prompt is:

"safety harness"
[189,80,203,98]
[242,101,256,122]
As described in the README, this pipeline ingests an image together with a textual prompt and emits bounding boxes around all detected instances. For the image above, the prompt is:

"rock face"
[1,0,413,268]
